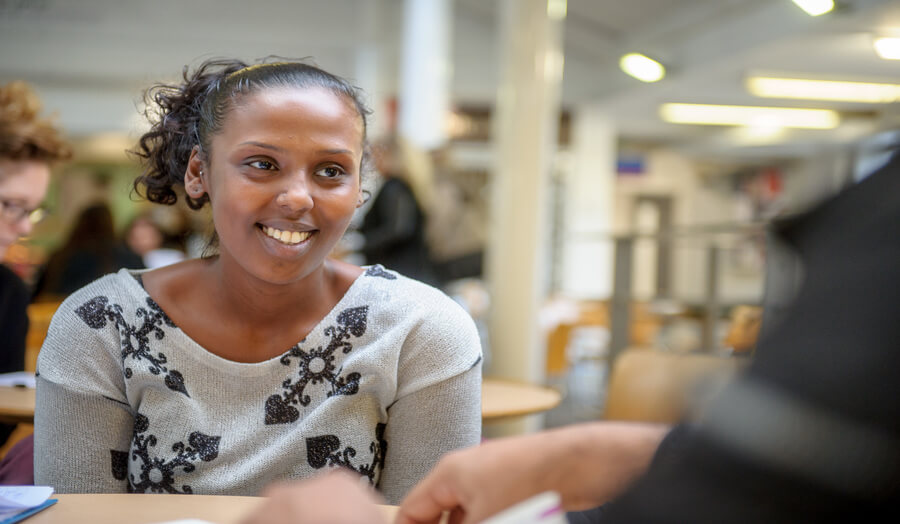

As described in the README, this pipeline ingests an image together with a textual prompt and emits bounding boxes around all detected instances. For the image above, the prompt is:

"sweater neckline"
[115,266,372,372]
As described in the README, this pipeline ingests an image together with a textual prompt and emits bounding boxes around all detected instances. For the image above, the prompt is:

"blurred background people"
[0,81,70,451]
[122,212,186,269]
[425,147,486,287]
[358,136,437,285]
[32,202,141,302]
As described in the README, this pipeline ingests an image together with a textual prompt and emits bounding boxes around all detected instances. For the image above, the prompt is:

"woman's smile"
[256,222,318,256]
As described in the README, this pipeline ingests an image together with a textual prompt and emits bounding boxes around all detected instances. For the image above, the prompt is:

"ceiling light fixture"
[619,53,665,83]
[547,0,567,20]
[660,103,840,129]
[873,37,900,60]
[790,0,835,16]
[747,76,900,103]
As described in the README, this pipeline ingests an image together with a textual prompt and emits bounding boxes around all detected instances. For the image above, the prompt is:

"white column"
[486,0,565,435]
[354,0,381,139]
[561,105,615,299]
[398,0,451,150]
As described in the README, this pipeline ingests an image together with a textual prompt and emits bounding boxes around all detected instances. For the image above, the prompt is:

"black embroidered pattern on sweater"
[365,265,397,280]
[110,413,221,494]
[306,423,388,484]
[75,295,188,396]
[265,306,369,424]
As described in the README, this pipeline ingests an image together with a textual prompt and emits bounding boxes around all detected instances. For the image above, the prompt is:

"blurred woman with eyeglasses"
[0,81,71,449]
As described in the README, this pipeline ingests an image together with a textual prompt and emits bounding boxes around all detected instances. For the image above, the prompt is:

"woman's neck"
[205,256,337,327]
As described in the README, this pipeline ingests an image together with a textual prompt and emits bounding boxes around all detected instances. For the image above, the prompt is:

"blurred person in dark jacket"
[0,80,71,451]
[358,137,436,284]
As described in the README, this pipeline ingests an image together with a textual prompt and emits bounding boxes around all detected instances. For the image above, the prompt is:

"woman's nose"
[276,175,314,214]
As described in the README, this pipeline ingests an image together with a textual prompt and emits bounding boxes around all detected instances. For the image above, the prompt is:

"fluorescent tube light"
[791,0,834,16]
[660,103,839,129]
[619,53,665,83]
[547,0,567,20]
[747,76,900,103]
[874,37,900,60]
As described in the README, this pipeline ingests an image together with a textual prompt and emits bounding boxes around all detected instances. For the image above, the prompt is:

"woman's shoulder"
[359,265,479,342]
[359,265,460,310]
[56,267,146,313]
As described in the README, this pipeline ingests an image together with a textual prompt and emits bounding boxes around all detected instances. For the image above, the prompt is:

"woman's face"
[0,160,51,260]
[195,86,363,284]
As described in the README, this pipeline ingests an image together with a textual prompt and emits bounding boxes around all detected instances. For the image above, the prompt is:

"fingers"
[243,470,386,524]
[395,458,465,524]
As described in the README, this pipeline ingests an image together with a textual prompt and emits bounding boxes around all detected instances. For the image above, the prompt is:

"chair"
[25,300,62,372]
[603,347,746,424]
[722,305,763,355]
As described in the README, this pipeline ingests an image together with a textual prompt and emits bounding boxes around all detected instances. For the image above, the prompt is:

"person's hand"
[241,469,387,524]
[395,422,668,524]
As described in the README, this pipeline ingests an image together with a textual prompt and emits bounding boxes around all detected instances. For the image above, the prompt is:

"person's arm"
[395,422,668,524]
[376,290,483,505]
[33,294,134,493]
[34,378,134,492]
[378,362,482,504]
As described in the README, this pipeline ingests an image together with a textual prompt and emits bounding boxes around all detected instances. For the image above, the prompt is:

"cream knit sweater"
[34,265,482,504]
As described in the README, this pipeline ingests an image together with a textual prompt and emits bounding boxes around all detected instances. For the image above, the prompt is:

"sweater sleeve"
[377,293,483,504]
[378,360,482,504]
[33,286,134,493]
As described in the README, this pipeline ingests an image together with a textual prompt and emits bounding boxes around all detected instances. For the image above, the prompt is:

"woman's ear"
[356,188,371,209]
[184,146,207,199]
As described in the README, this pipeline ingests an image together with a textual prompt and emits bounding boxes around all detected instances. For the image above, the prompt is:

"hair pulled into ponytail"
[131,57,372,210]
[132,58,248,210]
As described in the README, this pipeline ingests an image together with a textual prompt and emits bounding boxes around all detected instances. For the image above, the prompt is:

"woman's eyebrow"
[318,148,354,156]
[237,141,284,152]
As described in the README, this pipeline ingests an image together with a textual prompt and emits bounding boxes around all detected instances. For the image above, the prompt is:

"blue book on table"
[0,498,57,524]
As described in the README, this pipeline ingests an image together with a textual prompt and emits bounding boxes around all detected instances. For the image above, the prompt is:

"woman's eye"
[316,166,345,179]
[248,159,276,171]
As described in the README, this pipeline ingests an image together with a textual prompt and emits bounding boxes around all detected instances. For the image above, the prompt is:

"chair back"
[604,348,745,424]
[25,300,62,372]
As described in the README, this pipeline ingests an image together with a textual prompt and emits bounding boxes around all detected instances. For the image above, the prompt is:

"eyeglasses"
[0,198,45,225]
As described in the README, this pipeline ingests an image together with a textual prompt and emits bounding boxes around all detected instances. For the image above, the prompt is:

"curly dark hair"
[0,81,72,164]
[131,57,373,210]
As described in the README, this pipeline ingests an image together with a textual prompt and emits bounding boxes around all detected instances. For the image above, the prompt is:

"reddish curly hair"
[0,81,72,164]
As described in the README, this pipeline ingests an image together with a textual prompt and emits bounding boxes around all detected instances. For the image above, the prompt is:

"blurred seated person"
[358,137,436,284]
[123,213,185,269]
[0,80,70,452]
[32,202,141,301]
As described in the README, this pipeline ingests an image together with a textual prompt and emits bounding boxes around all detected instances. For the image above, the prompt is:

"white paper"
[0,372,36,389]
[482,491,567,524]
[0,486,54,509]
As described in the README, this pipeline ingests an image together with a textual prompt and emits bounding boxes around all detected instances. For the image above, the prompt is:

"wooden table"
[481,378,562,422]
[0,385,36,425]
[0,379,562,425]
[26,494,398,523]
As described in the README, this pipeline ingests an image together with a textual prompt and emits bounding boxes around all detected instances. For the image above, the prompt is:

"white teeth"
[262,225,311,245]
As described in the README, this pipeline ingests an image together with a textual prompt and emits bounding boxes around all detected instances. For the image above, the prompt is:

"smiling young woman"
[33,59,483,504]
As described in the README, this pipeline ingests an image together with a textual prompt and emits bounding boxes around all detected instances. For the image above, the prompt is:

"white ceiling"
[1,0,899,161]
